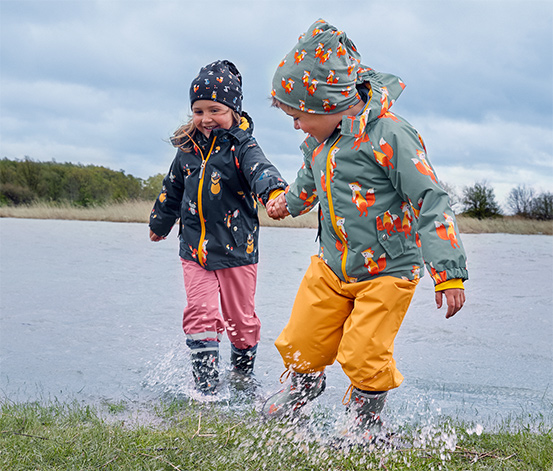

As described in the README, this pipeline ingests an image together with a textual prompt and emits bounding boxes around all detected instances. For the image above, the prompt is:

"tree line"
[445,180,552,221]
[1,158,551,220]
[0,157,164,207]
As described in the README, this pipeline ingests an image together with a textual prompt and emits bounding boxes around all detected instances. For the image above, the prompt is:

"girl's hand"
[266,193,290,220]
[150,229,165,242]
[435,288,465,319]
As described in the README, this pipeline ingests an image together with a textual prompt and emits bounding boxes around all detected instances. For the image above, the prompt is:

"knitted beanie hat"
[272,19,363,114]
[190,60,243,113]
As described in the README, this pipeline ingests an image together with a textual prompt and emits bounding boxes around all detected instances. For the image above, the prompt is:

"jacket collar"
[211,111,254,145]
[299,68,406,157]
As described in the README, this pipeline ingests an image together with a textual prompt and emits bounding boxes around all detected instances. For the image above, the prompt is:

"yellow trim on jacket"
[435,279,464,291]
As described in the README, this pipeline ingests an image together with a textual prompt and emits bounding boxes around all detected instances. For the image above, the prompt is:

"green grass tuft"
[1,399,551,470]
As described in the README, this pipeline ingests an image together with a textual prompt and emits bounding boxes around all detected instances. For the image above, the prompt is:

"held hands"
[435,288,465,319]
[266,193,290,220]
[149,229,166,242]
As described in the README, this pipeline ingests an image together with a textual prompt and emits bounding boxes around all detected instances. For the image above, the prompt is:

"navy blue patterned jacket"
[150,114,287,270]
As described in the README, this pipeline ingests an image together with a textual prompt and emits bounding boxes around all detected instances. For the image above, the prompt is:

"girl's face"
[192,100,235,137]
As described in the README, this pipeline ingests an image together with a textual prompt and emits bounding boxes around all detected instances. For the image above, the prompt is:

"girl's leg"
[181,259,223,394]
[181,258,225,347]
[216,263,260,351]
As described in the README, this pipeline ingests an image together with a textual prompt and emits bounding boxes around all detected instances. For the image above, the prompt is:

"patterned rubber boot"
[229,344,259,393]
[190,348,219,395]
[230,344,257,376]
[346,388,387,442]
[262,371,326,418]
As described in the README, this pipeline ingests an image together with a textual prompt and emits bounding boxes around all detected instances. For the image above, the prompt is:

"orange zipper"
[324,136,352,282]
[196,137,217,267]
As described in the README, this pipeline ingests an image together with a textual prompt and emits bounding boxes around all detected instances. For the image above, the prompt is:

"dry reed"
[0,202,551,234]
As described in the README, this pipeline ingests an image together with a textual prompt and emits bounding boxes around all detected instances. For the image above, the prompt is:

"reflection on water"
[1,218,552,429]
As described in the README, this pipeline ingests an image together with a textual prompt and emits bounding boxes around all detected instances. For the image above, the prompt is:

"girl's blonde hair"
[170,110,242,152]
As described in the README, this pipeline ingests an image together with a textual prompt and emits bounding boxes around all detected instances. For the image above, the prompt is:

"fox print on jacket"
[284,68,468,286]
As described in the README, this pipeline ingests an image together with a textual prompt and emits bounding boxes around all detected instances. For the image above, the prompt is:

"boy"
[265,19,468,439]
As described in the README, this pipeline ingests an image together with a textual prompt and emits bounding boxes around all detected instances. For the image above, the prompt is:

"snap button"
[382,234,388,241]
[233,226,238,231]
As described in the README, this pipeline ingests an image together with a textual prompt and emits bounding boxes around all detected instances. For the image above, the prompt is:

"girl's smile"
[192,100,235,137]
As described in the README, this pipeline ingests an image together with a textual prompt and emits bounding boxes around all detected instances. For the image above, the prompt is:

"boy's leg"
[263,256,352,417]
[275,255,354,373]
[181,259,223,393]
[336,277,417,443]
[338,276,418,392]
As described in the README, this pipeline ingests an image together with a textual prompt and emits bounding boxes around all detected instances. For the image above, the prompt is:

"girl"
[149,60,287,395]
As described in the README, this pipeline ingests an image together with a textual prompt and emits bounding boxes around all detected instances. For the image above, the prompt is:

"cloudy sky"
[1,0,551,209]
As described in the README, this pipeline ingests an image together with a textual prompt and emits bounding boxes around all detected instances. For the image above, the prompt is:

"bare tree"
[507,185,535,217]
[531,192,553,220]
[439,180,462,213]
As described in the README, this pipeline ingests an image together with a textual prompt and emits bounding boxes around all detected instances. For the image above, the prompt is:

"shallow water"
[1,218,552,429]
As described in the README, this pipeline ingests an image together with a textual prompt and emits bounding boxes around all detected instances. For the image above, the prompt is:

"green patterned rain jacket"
[285,69,468,285]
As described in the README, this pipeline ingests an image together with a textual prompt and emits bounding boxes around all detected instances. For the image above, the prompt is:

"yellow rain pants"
[275,256,418,392]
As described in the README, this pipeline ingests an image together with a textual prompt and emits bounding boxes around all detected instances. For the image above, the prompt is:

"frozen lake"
[1,218,552,429]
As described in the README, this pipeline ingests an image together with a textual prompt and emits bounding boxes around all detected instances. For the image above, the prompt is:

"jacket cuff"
[435,278,464,291]
[268,188,285,201]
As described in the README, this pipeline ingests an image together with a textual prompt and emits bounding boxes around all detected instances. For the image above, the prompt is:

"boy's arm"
[283,137,319,217]
[374,122,468,317]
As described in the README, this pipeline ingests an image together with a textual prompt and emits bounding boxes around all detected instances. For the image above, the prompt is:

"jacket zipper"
[196,137,217,267]
[324,136,353,282]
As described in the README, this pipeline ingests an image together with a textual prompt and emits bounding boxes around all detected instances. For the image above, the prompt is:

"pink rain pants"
[180,258,260,350]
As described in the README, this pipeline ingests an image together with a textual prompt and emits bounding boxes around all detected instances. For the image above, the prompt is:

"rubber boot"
[190,348,219,395]
[229,344,258,393]
[230,344,257,375]
[346,388,387,441]
[262,371,326,418]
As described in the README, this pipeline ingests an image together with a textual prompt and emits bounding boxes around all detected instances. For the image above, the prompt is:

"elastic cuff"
[268,189,285,201]
[435,278,464,291]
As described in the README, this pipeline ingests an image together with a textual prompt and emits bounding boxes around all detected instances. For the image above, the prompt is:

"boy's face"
[192,100,234,137]
[278,103,344,144]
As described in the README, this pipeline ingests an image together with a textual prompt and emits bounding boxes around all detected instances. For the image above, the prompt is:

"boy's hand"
[150,229,165,242]
[266,193,290,220]
[435,288,465,319]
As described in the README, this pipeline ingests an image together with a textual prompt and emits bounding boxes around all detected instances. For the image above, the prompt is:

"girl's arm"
[238,139,287,205]
[149,151,186,238]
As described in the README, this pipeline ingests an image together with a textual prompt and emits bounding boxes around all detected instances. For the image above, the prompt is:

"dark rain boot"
[262,371,326,418]
[346,388,388,441]
[190,348,219,395]
[229,344,258,393]
[230,344,257,375]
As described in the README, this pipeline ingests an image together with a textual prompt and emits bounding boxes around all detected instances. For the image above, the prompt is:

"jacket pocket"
[375,212,406,259]
[228,209,245,247]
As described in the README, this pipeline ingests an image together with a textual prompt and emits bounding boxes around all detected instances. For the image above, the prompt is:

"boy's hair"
[271,97,283,109]
[170,111,241,152]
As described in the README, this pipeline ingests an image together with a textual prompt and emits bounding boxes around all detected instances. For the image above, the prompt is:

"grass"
[1,399,551,470]
[0,201,318,228]
[1,200,552,234]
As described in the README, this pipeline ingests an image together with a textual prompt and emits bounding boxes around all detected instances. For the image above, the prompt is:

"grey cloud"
[1,0,551,207]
